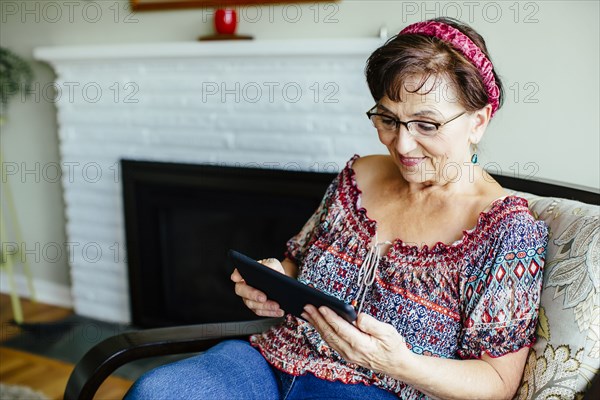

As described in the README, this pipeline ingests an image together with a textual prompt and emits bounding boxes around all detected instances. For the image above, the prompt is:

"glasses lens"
[410,121,438,137]
[371,115,397,132]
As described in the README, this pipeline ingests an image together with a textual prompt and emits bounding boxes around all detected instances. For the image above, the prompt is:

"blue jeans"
[125,339,398,399]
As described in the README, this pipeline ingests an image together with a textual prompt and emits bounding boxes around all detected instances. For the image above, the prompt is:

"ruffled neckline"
[343,154,529,256]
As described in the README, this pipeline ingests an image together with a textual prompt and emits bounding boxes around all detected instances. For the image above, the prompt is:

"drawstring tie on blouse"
[352,232,392,315]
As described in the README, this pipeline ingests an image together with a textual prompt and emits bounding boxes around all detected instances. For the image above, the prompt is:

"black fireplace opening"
[121,159,337,328]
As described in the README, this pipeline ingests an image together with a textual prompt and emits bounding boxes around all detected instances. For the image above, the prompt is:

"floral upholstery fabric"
[513,192,599,399]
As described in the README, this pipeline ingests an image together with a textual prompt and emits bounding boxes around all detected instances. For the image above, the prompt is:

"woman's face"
[374,75,489,187]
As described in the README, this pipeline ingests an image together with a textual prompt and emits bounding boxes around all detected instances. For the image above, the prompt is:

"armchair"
[64,175,600,400]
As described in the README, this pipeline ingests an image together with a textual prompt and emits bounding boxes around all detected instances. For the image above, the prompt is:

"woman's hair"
[365,17,504,114]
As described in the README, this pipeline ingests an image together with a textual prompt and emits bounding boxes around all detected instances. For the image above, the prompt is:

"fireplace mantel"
[34,38,385,323]
[35,38,384,61]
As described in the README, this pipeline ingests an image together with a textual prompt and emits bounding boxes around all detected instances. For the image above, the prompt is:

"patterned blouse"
[250,154,549,399]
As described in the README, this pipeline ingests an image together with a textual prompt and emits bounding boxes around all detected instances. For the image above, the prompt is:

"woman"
[126,17,548,400]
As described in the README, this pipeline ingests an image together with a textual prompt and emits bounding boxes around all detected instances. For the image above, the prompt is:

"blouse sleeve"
[457,212,549,359]
[284,173,340,267]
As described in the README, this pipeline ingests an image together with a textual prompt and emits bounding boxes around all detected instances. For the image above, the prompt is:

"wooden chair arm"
[64,318,280,400]
[63,313,600,400]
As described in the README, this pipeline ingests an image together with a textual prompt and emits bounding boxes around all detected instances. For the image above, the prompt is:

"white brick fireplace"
[34,38,385,323]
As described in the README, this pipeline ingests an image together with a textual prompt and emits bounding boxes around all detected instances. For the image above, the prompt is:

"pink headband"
[399,21,500,118]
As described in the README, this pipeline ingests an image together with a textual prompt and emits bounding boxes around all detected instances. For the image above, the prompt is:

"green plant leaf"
[0,47,35,116]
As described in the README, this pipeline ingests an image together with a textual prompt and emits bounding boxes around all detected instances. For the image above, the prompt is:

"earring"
[471,144,478,164]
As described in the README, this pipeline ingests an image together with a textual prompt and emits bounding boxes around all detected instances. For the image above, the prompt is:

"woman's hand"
[230,258,286,318]
[301,305,415,378]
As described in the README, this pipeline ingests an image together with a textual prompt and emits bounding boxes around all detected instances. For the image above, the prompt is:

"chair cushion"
[513,192,599,399]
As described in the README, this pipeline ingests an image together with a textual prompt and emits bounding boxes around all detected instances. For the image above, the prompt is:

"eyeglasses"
[366,105,466,138]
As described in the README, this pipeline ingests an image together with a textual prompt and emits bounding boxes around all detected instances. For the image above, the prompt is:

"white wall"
[1,0,598,305]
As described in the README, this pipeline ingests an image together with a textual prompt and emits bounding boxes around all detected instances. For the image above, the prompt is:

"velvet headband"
[399,21,500,118]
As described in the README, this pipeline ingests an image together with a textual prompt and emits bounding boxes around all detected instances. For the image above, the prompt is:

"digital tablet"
[229,249,357,323]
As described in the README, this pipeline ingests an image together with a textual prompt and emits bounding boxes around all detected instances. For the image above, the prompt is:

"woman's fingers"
[232,258,286,317]
[250,300,284,317]
[234,278,283,316]
[230,268,244,283]
[244,298,284,317]
[257,258,286,274]
[234,279,265,301]
[244,298,281,311]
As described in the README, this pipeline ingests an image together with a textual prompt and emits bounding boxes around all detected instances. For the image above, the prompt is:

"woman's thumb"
[258,258,285,274]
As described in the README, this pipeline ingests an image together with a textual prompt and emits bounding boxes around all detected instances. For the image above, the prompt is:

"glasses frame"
[365,105,467,138]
